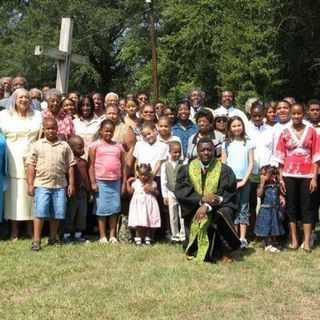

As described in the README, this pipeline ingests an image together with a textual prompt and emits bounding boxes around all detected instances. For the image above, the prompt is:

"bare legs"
[97,215,118,240]
[10,221,33,240]
[33,218,60,243]
[289,222,312,250]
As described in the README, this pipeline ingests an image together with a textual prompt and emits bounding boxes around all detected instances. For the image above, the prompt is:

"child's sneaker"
[134,237,142,246]
[179,233,186,242]
[144,236,152,246]
[240,238,248,249]
[171,235,180,243]
[268,245,280,253]
[63,233,73,244]
[74,232,87,243]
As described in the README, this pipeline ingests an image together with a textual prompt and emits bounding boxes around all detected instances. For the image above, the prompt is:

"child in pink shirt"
[89,119,127,243]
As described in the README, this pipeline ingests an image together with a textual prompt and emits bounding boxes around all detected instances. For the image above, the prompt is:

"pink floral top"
[42,110,75,140]
[275,126,320,178]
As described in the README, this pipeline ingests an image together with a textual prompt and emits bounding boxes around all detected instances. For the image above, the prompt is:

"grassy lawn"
[0,238,319,320]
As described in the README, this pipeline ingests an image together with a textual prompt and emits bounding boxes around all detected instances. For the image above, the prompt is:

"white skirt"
[4,178,33,221]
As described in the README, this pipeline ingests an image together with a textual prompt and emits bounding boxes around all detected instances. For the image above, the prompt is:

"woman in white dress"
[0,88,42,239]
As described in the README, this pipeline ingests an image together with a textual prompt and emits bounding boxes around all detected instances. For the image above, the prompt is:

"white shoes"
[265,245,280,253]
[144,236,152,246]
[240,238,248,249]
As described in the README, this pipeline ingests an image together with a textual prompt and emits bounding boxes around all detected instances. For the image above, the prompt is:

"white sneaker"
[64,233,71,240]
[240,238,248,249]
[171,235,180,242]
[134,237,142,246]
[99,237,108,244]
[268,245,280,253]
[144,236,152,246]
[264,245,272,252]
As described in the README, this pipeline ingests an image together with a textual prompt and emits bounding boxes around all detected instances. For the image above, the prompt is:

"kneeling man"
[175,137,240,262]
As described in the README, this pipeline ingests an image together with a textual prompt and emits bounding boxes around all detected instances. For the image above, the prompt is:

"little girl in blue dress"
[254,165,285,253]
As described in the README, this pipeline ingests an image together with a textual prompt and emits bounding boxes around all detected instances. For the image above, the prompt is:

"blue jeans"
[234,182,250,225]
[34,187,67,220]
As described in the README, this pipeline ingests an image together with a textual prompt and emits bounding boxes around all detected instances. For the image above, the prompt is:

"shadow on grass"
[231,247,256,262]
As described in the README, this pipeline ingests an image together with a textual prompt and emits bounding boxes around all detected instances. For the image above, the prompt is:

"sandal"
[109,237,118,244]
[288,243,299,250]
[31,241,41,251]
[301,243,312,253]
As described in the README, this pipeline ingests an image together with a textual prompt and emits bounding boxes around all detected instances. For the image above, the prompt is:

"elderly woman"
[42,89,75,141]
[73,95,101,157]
[0,88,42,239]
[104,92,119,109]
[187,109,225,160]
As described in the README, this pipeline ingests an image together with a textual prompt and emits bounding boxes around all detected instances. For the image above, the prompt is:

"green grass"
[0,239,320,320]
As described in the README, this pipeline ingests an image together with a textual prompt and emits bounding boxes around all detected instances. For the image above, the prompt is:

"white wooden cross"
[34,17,88,94]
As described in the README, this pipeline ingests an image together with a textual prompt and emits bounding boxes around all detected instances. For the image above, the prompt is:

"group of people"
[0,75,320,262]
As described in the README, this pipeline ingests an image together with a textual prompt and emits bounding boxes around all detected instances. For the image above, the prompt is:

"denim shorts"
[34,187,67,220]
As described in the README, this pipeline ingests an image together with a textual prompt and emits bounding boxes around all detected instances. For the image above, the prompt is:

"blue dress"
[254,184,285,237]
[0,135,7,222]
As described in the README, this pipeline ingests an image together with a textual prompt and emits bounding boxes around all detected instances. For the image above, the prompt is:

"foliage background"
[1,0,320,107]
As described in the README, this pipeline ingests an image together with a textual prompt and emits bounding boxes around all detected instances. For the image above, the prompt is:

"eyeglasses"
[139,97,148,101]
[215,118,227,123]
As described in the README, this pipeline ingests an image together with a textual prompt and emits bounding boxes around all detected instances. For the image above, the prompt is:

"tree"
[1,0,319,105]
[0,0,144,93]
[119,0,283,107]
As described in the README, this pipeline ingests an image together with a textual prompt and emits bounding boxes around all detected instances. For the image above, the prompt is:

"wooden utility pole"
[34,17,88,94]
[146,0,159,101]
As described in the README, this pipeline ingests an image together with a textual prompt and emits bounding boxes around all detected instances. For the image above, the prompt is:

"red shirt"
[275,126,320,178]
